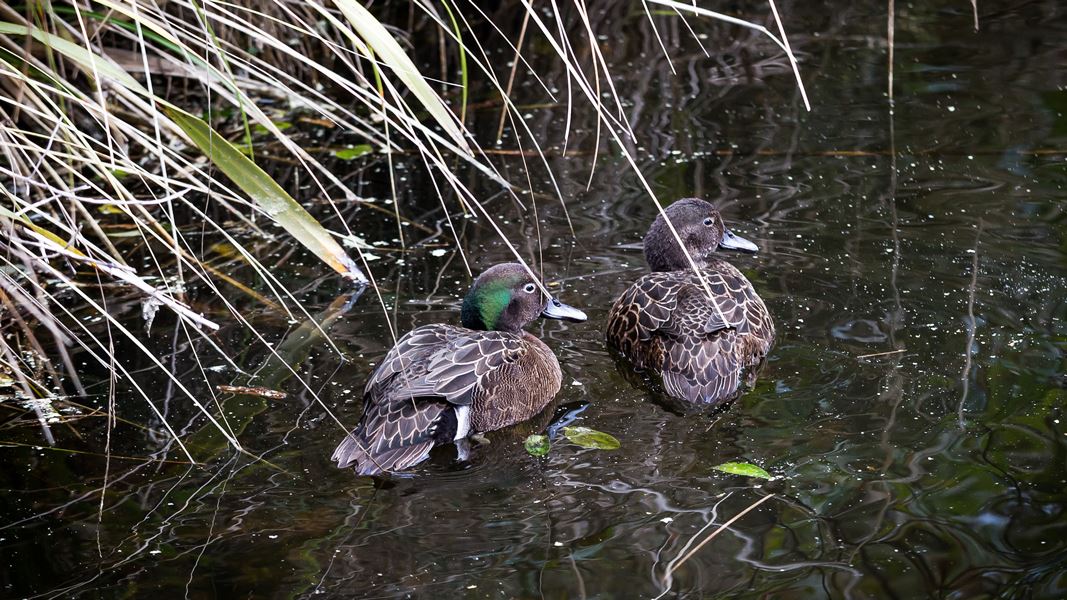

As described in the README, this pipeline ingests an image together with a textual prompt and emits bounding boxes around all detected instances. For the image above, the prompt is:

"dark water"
[4,1,1067,598]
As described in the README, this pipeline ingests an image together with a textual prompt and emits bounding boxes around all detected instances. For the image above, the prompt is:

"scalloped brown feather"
[606,258,774,405]
[333,324,562,474]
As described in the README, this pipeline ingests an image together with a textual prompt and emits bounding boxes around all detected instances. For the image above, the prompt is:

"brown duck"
[333,263,586,475]
[607,198,774,405]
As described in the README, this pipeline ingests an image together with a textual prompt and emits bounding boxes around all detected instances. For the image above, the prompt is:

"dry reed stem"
[666,493,776,578]
[857,349,906,359]
[888,0,895,102]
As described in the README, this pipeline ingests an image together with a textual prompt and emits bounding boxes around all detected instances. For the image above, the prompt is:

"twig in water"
[568,549,588,600]
[958,220,982,428]
[662,493,776,584]
[856,349,906,360]
[215,385,289,400]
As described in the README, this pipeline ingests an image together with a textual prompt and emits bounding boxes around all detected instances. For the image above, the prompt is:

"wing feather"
[336,325,525,474]
[609,265,773,405]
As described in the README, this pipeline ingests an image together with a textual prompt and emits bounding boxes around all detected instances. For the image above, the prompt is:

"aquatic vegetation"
[0,0,805,454]
[712,461,773,480]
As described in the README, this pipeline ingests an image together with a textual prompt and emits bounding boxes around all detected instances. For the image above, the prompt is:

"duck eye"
[703,217,714,227]
[523,283,537,294]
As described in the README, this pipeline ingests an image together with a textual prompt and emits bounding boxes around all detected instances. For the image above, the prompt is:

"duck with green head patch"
[607,198,775,405]
[333,263,586,475]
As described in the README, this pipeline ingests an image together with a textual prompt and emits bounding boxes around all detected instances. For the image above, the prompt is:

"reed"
[0,0,807,457]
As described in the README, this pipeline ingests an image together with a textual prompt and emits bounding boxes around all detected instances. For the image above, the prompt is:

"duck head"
[461,263,587,333]
[643,198,759,272]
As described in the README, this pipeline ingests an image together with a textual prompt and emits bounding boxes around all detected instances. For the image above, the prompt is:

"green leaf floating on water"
[333,145,373,160]
[713,462,772,479]
[562,426,620,450]
[524,434,550,457]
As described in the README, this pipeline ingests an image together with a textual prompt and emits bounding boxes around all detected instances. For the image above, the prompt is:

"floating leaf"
[244,121,292,145]
[562,426,620,450]
[713,462,772,480]
[524,434,550,457]
[254,121,291,135]
[333,144,373,160]
[209,242,241,260]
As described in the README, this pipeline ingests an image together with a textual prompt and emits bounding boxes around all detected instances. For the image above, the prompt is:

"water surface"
[3,1,1067,598]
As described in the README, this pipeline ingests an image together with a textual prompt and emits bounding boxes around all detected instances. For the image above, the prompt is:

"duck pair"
[332,198,775,475]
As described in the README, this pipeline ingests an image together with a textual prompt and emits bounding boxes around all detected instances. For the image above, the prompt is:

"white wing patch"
[453,405,472,440]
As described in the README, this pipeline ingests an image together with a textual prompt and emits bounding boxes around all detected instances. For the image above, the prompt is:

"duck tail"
[331,432,435,476]
[661,335,744,405]
[661,368,741,405]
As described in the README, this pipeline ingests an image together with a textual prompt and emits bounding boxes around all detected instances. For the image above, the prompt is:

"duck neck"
[648,252,713,272]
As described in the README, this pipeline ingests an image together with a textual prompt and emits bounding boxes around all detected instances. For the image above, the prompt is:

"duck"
[606,198,774,405]
[332,262,586,475]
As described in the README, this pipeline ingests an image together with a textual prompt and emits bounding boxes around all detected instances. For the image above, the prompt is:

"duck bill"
[541,298,587,322]
[718,229,759,253]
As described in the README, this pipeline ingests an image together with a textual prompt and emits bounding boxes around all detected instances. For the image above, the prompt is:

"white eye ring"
[523,283,537,294]
[703,217,714,227]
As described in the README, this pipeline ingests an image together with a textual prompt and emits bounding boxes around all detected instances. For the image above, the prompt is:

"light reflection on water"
[3,1,1067,598]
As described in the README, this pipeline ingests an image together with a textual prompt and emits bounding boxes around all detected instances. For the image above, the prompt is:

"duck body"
[607,260,774,403]
[333,263,585,475]
[606,198,775,405]
[333,324,563,474]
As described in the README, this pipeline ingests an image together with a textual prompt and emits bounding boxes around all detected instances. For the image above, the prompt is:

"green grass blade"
[331,0,470,153]
[165,108,366,283]
[0,22,145,91]
[0,21,364,283]
[439,0,469,124]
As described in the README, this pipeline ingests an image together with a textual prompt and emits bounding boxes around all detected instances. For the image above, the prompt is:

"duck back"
[333,325,562,475]
[606,259,774,404]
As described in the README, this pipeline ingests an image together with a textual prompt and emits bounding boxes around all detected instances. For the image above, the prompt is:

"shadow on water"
[3,0,1067,598]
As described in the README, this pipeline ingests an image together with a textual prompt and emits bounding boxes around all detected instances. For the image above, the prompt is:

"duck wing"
[697,270,752,334]
[607,273,682,356]
[334,325,525,474]
[660,325,744,404]
[331,397,451,474]
[608,270,750,348]
[369,326,526,405]
[659,268,767,404]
